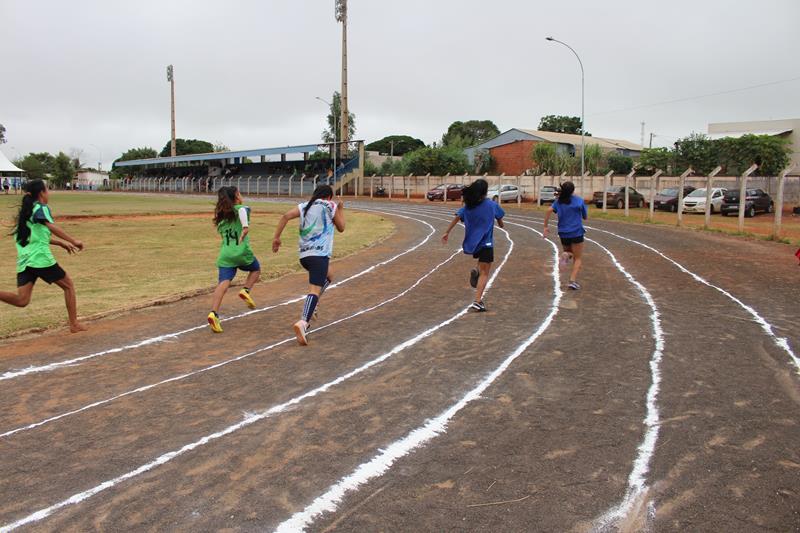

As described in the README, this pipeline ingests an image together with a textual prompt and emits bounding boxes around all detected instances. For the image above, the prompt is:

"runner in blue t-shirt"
[543,181,587,290]
[442,179,505,312]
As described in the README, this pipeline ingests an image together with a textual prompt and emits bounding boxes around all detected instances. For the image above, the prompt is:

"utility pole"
[167,65,176,157]
[335,0,348,162]
[649,132,654,148]
[640,122,645,147]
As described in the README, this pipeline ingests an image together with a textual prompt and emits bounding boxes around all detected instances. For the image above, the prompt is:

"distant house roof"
[515,129,643,151]
[707,129,792,140]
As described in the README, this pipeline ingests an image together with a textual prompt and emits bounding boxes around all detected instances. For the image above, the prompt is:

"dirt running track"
[0,199,798,532]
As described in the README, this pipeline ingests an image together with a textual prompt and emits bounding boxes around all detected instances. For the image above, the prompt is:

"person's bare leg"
[474,261,492,303]
[54,275,86,332]
[243,270,260,291]
[569,242,584,283]
[211,280,231,314]
[0,282,34,307]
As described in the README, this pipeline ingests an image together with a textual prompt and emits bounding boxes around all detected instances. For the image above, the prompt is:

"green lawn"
[0,193,394,336]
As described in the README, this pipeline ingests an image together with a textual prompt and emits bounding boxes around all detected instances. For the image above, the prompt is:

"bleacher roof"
[114,143,322,167]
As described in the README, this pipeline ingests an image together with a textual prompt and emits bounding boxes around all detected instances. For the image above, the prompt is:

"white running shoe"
[293,320,309,345]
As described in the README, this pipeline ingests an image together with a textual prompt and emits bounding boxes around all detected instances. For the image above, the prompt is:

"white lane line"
[583,237,664,532]
[274,221,560,533]
[502,212,799,374]
[0,224,514,532]
[0,213,436,382]
[0,245,461,440]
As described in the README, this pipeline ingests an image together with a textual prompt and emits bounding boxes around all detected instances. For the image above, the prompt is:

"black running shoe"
[469,268,479,288]
[568,281,581,290]
[469,300,486,312]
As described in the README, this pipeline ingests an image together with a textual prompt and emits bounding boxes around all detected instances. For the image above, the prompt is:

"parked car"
[488,184,521,203]
[652,186,696,212]
[721,188,774,217]
[681,187,727,214]
[426,183,464,201]
[539,185,559,204]
[593,186,646,209]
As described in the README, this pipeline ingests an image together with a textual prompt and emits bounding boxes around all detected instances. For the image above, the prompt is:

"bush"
[403,146,470,175]
[607,153,633,175]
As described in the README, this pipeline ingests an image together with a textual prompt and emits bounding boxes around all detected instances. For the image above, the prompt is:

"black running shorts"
[17,264,67,287]
[300,255,330,287]
[560,235,585,246]
[471,246,494,264]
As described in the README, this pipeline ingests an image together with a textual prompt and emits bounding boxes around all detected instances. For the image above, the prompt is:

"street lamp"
[315,96,337,187]
[545,36,585,180]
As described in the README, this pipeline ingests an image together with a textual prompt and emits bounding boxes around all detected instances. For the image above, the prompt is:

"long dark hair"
[558,181,575,204]
[14,179,47,246]
[304,184,334,217]
[214,186,238,226]
[461,178,488,209]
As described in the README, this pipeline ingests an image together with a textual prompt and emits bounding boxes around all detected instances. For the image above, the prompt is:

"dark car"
[593,186,646,209]
[652,186,696,212]
[426,183,464,201]
[721,188,774,217]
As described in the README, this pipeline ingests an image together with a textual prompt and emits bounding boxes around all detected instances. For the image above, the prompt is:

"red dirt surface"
[0,200,797,532]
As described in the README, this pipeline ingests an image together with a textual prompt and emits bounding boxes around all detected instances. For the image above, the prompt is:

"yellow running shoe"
[207,312,223,333]
[238,288,256,309]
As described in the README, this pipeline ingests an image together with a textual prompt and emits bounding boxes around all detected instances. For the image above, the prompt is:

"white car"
[682,187,727,214]
[488,184,521,203]
[539,185,559,204]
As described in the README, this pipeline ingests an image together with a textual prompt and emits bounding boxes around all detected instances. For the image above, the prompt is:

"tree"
[441,120,500,148]
[583,144,605,175]
[116,147,158,163]
[0,123,6,144]
[365,135,425,156]
[321,91,356,144]
[607,153,634,175]
[309,151,331,161]
[159,138,214,157]
[403,146,470,175]
[637,147,674,174]
[51,152,74,188]
[673,133,718,175]
[717,134,791,176]
[16,152,56,181]
[213,142,230,153]
[538,115,591,136]
[532,143,559,174]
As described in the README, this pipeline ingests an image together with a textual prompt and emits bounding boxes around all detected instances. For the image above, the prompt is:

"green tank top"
[216,204,255,268]
[16,202,57,272]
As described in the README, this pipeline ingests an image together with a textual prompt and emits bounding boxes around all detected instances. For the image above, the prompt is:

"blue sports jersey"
[456,199,505,254]
[552,195,587,238]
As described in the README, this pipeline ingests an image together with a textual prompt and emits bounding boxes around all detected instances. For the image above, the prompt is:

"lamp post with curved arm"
[545,36,585,180]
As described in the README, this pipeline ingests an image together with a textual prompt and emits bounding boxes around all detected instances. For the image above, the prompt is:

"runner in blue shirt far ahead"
[442,179,505,312]
[542,181,587,290]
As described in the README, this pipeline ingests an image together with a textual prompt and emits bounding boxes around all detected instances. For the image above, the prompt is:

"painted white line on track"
[0,240,460,440]
[274,220,560,532]
[583,237,664,532]
[0,220,514,532]
[502,211,799,374]
[0,213,436,382]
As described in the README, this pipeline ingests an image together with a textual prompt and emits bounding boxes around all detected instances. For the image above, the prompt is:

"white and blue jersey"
[298,200,337,259]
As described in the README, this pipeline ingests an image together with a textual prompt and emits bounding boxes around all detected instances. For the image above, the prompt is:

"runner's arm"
[272,206,300,252]
[542,206,555,238]
[45,222,84,250]
[238,207,250,244]
[50,238,79,254]
[441,214,460,244]
[333,201,345,232]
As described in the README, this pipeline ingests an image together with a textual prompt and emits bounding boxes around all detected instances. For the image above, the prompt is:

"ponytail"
[213,186,237,226]
[303,184,334,217]
[13,179,47,246]
[558,181,575,204]
[461,178,489,209]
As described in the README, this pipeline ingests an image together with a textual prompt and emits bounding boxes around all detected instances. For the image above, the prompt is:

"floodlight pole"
[167,65,176,157]
[546,37,585,180]
[336,0,348,163]
[315,96,337,188]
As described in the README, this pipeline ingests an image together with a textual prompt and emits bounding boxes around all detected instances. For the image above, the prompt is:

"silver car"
[539,185,559,204]
[488,184,521,203]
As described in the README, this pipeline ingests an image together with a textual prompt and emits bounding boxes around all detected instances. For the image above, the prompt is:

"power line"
[590,75,800,116]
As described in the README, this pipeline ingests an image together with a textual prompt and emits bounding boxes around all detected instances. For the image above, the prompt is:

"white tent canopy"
[0,149,24,173]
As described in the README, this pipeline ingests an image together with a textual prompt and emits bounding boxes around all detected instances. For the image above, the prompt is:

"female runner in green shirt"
[0,179,86,333]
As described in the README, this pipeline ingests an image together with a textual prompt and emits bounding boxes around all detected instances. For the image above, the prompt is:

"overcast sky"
[2,0,799,168]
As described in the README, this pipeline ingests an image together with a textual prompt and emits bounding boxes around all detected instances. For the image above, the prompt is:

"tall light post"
[89,143,102,172]
[167,65,176,157]
[335,0,348,161]
[546,36,585,180]
[315,96,337,187]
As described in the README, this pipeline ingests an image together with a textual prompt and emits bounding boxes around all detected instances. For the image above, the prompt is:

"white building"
[74,170,109,189]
